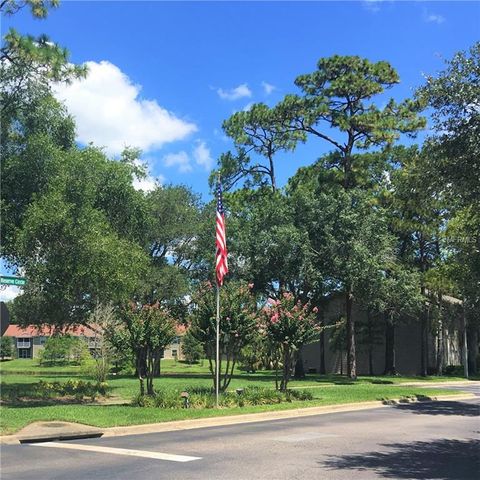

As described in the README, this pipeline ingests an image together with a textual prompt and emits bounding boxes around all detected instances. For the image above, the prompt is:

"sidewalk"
[1,391,475,445]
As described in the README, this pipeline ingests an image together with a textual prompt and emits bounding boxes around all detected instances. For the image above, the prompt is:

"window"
[172,337,179,345]
[17,338,31,348]
[172,349,178,357]
[40,336,47,345]
[18,348,31,359]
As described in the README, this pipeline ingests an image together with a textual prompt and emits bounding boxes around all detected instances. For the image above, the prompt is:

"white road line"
[29,442,202,462]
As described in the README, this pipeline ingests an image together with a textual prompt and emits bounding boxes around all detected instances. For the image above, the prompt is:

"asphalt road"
[2,386,479,480]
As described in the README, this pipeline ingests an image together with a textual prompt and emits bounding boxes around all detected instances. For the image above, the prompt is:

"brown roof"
[175,324,187,335]
[3,324,98,338]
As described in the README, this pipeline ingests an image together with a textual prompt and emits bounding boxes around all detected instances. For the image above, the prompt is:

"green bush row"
[0,380,109,403]
[35,380,109,400]
[131,387,313,409]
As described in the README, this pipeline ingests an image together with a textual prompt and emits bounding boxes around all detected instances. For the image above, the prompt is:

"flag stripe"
[216,180,228,286]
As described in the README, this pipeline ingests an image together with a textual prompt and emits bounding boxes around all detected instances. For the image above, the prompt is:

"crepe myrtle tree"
[189,281,258,391]
[262,292,321,391]
[113,303,176,396]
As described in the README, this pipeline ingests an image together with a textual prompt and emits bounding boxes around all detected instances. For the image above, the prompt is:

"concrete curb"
[395,380,478,387]
[1,392,475,445]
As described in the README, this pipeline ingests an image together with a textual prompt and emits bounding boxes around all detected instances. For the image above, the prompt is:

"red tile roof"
[3,324,98,338]
[175,324,187,335]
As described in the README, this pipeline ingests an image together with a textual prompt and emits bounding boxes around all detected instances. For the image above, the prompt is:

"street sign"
[0,276,27,286]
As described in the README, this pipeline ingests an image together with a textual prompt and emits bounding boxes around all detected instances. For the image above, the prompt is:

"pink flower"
[271,313,279,324]
[248,283,254,289]
[312,306,319,313]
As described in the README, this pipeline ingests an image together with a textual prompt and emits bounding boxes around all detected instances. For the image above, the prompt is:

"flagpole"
[215,283,220,407]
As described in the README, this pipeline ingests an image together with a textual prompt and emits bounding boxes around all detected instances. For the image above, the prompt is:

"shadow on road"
[322,438,480,479]
[394,400,480,417]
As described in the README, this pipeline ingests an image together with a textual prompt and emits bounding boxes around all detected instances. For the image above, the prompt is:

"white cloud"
[130,159,164,192]
[132,176,159,192]
[261,81,276,95]
[163,151,192,173]
[193,141,213,170]
[424,13,445,24]
[0,285,20,302]
[54,61,197,156]
[217,83,252,101]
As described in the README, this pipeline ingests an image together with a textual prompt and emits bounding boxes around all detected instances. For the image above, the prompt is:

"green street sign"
[0,276,27,286]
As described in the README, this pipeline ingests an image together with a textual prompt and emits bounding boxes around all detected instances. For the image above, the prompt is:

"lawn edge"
[0,392,475,445]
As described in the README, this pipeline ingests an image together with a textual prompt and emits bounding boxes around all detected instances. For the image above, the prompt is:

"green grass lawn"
[0,358,472,435]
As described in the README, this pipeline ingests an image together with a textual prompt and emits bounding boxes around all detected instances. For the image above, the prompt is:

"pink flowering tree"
[113,302,177,396]
[190,281,258,391]
[262,293,321,391]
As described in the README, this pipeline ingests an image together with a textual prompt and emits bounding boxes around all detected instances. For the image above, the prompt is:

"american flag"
[215,179,228,286]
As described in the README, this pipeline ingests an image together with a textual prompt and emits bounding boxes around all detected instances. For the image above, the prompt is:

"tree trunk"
[420,312,428,376]
[154,355,161,377]
[268,151,276,192]
[146,351,154,396]
[136,352,145,397]
[467,325,478,376]
[436,293,445,375]
[366,310,374,376]
[281,345,290,391]
[384,315,396,375]
[420,278,428,376]
[346,289,356,379]
[319,329,326,374]
[274,354,279,391]
[368,346,374,376]
[462,304,468,378]
[294,349,305,379]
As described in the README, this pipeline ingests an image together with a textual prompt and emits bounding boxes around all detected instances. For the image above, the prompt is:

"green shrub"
[0,337,14,360]
[38,335,90,365]
[34,379,108,401]
[286,389,314,401]
[443,365,465,376]
[153,389,183,409]
[131,386,312,409]
[131,394,156,407]
[181,331,203,364]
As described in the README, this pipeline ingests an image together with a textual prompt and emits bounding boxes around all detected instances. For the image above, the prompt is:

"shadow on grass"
[1,381,41,400]
[1,382,110,408]
[322,438,480,479]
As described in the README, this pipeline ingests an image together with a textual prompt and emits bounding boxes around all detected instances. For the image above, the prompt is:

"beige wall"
[302,295,463,376]
[163,337,184,360]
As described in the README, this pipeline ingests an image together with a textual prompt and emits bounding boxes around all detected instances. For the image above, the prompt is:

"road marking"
[29,442,201,462]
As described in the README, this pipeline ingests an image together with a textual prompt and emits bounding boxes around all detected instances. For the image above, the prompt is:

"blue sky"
[1,1,479,293]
